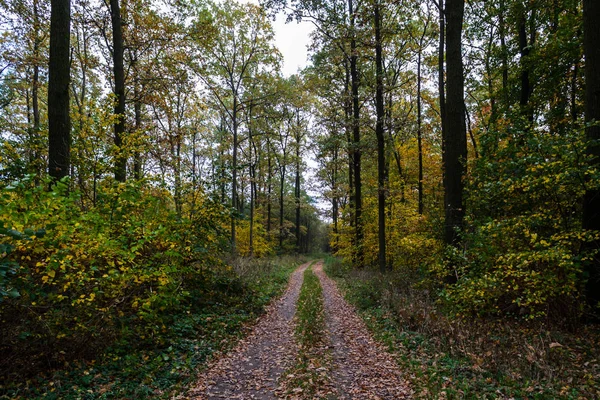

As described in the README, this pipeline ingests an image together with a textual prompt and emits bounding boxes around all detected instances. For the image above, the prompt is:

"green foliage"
[0,175,229,387]
[440,127,600,319]
[1,211,301,400]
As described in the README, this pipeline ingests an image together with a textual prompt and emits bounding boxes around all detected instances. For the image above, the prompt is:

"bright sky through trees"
[236,0,314,76]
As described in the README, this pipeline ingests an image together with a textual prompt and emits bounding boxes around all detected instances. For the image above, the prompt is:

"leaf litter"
[181,261,412,399]
[182,262,309,399]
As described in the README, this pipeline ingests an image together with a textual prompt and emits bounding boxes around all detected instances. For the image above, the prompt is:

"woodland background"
[1,0,600,398]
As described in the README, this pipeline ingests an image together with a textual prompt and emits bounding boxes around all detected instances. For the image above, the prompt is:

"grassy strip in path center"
[280,262,334,398]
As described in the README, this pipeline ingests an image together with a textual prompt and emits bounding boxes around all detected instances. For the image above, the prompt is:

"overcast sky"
[271,15,314,76]
[235,0,314,76]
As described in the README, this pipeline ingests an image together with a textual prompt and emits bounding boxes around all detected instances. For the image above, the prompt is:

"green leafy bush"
[0,176,229,377]
[444,127,600,319]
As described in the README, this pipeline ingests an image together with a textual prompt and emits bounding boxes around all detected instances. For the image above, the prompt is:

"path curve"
[314,261,412,399]
[184,262,310,399]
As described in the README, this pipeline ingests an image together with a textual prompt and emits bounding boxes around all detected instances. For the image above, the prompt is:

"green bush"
[0,176,229,376]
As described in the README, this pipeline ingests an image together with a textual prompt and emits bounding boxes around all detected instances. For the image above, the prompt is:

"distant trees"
[192,0,280,252]
[1,0,324,255]
[5,0,600,320]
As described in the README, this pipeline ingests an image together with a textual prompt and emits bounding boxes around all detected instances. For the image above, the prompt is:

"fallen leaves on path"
[181,262,309,399]
[314,262,412,399]
[181,260,411,399]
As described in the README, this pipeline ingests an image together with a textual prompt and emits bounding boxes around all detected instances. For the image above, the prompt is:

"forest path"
[184,260,411,399]
[313,261,412,399]
[184,261,310,399]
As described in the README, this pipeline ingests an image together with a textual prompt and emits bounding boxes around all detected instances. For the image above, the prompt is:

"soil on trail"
[313,262,411,399]
[185,262,309,399]
[184,260,411,399]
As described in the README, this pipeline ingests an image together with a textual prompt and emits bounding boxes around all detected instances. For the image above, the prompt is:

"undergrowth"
[0,255,302,399]
[324,255,600,399]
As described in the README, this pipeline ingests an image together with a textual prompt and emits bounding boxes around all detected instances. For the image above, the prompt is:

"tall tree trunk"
[48,0,71,182]
[499,0,508,101]
[349,0,363,267]
[518,4,533,126]
[583,0,600,311]
[295,110,301,254]
[248,107,256,256]
[438,0,446,156]
[344,57,354,229]
[279,165,286,250]
[231,99,238,253]
[332,144,339,252]
[267,139,272,240]
[417,47,424,215]
[133,71,143,180]
[443,0,467,252]
[110,0,126,182]
[374,0,386,272]
[32,0,41,176]
[175,137,182,216]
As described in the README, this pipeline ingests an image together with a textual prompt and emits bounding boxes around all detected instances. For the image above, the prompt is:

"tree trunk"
[248,107,256,257]
[583,0,600,311]
[518,6,531,125]
[374,0,386,272]
[110,0,126,182]
[48,0,71,182]
[417,44,424,215]
[499,0,508,101]
[295,110,301,254]
[349,0,363,267]
[267,139,272,240]
[443,0,467,252]
[231,98,238,253]
[279,165,286,250]
[332,143,339,251]
[133,76,143,180]
[438,0,446,155]
[344,56,354,229]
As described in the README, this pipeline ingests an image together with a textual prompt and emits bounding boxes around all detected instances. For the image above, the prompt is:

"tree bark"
[231,97,238,253]
[48,0,71,182]
[417,48,424,215]
[583,0,600,310]
[349,0,363,267]
[518,5,532,125]
[279,164,286,250]
[267,138,272,240]
[498,0,508,101]
[374,0,386,272]
[443,0,467,251]
[295,109,302,254]
[110,0,126,182]
[438,0,446,157]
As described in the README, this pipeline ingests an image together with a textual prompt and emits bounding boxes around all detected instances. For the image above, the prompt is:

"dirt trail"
[184,260,411,399]
[185,262,310,399]
[313,261,411,399]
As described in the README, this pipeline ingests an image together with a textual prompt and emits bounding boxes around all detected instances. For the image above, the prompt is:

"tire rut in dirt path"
[313,261,412,399]
[184,262,311,399]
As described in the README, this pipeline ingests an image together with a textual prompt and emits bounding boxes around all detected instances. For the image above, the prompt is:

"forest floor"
[182,260,412,399]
